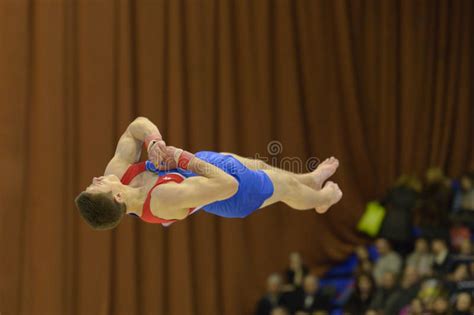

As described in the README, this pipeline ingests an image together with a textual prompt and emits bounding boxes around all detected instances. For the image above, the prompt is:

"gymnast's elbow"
[130,116,151,127]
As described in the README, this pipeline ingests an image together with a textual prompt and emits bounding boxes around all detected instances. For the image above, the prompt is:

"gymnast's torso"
[108,151,274,225]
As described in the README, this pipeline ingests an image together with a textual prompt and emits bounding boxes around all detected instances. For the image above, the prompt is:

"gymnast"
[75,117,342,229]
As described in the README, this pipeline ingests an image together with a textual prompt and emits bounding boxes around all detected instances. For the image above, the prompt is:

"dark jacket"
[254,294,285,315]
[383,284,420,315]
[285,266,309,287]
[286,288,332,314]
[432,252,453,277]
[369,287,397,311]
[343,292,373,315]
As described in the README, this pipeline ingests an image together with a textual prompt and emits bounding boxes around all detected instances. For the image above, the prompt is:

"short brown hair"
[75,191,126,230]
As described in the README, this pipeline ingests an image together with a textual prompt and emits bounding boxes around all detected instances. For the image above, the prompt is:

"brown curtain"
[1,0,472,314]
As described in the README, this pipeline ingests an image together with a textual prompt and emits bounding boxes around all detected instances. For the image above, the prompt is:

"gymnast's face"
[86,174,121,194]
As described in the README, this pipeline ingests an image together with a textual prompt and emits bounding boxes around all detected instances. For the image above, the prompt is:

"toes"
[324,180,335,187]
[325,181,342,191]
[315,207,328,214]
[316,158,329,169]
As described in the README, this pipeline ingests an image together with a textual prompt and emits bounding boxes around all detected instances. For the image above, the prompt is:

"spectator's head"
[355,246,370,261]
[451,263,469,282]
[460,171,474,191]
[302,274,319,295]
[289,252,303,271]
[410,298,424,315]
[431,238,448,255]
[425,167,445,185]
[375,238,392,256]
[365,310,378,315]
[355,272,375,296]
[419,279,442,306]
[414,238,430,254]
[401,265,419,288]
[266,273,282,295]
[432,296,449,314]
[381,271,396,290]
[395,174,422,191]
[455,292,472,312]
[271,307,289,315]
[460,239,472,255]
[359,259,374,274]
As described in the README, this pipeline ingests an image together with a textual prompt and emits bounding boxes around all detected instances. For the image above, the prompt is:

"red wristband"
[144,132,162,149]
[177,151,195,170]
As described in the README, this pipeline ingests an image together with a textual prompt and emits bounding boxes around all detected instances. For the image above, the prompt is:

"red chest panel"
[141,173,188,224]
[120,162,195,225]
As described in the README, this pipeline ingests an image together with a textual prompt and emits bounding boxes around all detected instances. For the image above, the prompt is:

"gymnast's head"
[75,174,126,230]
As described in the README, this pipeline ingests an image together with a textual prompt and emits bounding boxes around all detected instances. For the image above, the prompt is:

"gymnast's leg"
[260,170,342,213]
[221,152,339,190]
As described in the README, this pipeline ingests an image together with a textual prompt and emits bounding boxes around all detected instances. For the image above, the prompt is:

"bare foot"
[310,157,339,190]
[315,181,342,214]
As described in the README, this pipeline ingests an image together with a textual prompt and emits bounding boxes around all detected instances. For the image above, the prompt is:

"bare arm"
[104,117,162,175]
[151,149,238,219]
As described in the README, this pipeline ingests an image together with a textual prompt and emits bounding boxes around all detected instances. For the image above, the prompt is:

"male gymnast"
[75,117,342,229]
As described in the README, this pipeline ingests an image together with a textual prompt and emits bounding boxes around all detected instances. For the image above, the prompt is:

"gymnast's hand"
[154,144,181,170]
[147,139,166,168]
[148,141,183,170]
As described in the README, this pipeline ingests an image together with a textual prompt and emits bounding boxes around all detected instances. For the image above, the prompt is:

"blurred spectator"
[404,298,424,315]
[446,263,474,295]
[384,266,421,315]
[255,274,285,315]
[364,310,378,315]
[358,260,374,276]
[370,271,398,311]
[286,275,332,314]
[382,174,422,215]
[432,296,449,315]
[456,171,474,211]
[379,175,421,255]
[343,273,375,315]
[418,278,443,309]
[406,238,434,277]
[448,263,470,283]
[415,168,452,231]
[450,224,471,252]
[451,171,474,229]
[453,292,473,315]
[355,246,374,275]
[355,246,370,261]
[285,252,309,288]
[373,238,402,285]
[431,238,453,277]
[459,239,473,256]
[271,307,290,315]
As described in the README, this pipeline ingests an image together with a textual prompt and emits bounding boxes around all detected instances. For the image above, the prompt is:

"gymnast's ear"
[114,192,124,203]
